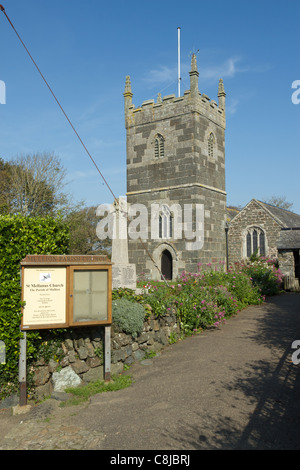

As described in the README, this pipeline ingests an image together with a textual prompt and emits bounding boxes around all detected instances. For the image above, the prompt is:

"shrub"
[231,257,283,296]
[112,298,146,338]
[222,271,263,307]
[171,279,242,335]
[112,287,144,304]
[0,215,69,399]
[137,259,281,336]
[142,283,173,318]
[141,264,264,336]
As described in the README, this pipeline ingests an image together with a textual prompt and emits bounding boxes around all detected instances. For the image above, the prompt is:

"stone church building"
[227,199,300,290]
[124,54,227,281]
[123,54,300,288]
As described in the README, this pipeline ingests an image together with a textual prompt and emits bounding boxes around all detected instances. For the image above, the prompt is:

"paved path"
[0,293,300,451]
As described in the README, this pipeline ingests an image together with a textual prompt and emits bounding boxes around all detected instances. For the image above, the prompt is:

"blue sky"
[0,0,299,213]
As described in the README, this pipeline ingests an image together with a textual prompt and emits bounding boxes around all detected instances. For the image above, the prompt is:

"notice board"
[21,255,112,330]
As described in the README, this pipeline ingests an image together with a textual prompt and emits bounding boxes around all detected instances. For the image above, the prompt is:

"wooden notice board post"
[20,255,113,404]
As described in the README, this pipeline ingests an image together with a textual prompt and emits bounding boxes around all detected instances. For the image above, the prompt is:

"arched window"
[154,134,164,158]
[246,227,266,257]
[208,132,215,158]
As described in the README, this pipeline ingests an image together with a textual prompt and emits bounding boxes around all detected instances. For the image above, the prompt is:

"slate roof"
[277,229,300,250]
[256,201,300,249]
[257,200,300,228]
[226,206,240,222]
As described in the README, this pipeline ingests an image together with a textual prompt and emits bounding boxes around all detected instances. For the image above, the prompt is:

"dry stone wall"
[32,312,180,400]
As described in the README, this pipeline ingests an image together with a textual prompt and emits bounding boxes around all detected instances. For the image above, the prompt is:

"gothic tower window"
[245,227,266,257]
[208,132,215,158]
[154,134,164,158]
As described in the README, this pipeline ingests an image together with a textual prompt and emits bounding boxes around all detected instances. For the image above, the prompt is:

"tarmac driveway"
[0,292,299,451]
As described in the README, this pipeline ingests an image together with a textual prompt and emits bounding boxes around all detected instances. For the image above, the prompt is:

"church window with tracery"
[245,227,266,257]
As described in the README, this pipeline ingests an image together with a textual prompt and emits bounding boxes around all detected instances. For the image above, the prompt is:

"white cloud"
[199,57,247,81]
[143,56,249,89]
[226,98,239,116]
[143,63,190,87]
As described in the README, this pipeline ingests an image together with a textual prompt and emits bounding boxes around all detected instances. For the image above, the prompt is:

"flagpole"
[177,27,181,97]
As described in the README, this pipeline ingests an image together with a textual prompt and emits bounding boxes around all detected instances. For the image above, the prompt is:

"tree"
[1,153,73,217]
[0,153,112,256]
[263,196,294,211]
[0,158,11,214]
[65,205,111,256]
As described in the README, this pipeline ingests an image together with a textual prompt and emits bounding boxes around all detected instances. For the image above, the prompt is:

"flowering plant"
[134,257,282,337]
[230,256,283,296]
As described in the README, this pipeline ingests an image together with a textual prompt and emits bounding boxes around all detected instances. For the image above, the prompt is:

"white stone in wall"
[52,366,82,392]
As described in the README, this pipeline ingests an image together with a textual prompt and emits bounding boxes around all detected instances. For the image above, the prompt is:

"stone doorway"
[149,243,180,281]
[161,249,173,280]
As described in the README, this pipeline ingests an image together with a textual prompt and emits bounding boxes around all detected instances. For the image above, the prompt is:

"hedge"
[0,215,69,398]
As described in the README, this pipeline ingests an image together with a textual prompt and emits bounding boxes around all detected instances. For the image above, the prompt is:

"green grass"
[60,374,132,407]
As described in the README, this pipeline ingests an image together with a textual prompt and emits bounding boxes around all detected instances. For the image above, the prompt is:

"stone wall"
[127,188,227,280]
[278,250,299,290]
[32,311,180,400]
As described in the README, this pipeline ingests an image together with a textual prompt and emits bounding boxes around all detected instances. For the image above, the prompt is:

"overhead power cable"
[0,4,169,286]
[0,4,117,203]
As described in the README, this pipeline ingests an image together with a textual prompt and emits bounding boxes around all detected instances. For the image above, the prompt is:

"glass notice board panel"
[72,269,108,323]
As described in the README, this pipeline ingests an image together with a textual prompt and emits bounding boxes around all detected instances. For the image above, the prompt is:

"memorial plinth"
[112,264,137,290]
[111,197,137,291]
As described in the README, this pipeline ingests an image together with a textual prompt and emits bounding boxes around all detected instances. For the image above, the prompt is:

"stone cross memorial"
[111,197,137,291]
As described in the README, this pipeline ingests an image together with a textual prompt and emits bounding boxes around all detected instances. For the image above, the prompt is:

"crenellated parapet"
[124,54,226,130]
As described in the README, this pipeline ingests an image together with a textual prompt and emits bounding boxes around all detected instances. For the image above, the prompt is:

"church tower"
[124,54,227,281]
